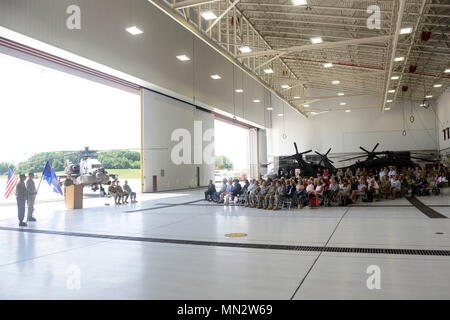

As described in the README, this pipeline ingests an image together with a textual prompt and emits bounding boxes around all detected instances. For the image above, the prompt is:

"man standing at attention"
[16,174,28,227]
[26,173,37,222]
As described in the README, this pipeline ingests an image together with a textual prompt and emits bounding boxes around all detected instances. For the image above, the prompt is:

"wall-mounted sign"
[443,127,450,141]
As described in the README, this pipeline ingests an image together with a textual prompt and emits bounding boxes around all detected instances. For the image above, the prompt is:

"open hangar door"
[0,38,141,199]
[213,115,267,183]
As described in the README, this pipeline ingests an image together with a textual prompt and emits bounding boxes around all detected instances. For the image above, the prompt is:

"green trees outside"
[0,162,15,175]
[215,155,234,170]
[5,151,141,174]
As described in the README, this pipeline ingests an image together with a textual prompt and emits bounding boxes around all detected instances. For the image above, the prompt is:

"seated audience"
[204,164,448,210]
[123,180,137,203]
[214,179,227,202]
[390,175,401,200]
[411,174,426,196]
[204,180,216,201]
[351,177,367,203]
[116,181,129,204]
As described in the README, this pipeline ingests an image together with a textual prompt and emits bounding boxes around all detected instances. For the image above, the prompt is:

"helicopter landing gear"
[100,185,106,197]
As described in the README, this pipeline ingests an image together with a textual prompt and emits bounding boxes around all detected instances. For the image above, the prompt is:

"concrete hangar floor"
[0,188,449,300]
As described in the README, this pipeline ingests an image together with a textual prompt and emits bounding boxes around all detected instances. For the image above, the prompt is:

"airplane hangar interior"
[1,0,450,305]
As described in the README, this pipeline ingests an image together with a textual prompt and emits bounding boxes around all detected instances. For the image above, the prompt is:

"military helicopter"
[265,143,335,178]
[335,143,436,172]
[60,147,120,195]
[268,142,437,179]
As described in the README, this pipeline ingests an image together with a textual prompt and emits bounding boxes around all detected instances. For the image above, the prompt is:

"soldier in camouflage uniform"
[273,180,287,211]
[26,173,37,222]
[265,180,277,210]
[16,174,28,227]
[257,181,269,209]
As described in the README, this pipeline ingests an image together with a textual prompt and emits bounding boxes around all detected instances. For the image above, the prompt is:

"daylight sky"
[0,52,141,163]
[0,52,248,170]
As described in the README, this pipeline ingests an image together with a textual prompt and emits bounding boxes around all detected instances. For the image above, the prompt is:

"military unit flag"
[42,161,63,195]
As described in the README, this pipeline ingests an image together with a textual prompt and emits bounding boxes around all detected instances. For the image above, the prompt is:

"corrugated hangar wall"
[0,0,274,128]
[142,88,215,192]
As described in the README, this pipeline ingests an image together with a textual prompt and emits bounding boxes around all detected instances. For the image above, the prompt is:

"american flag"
[5,167,18,199]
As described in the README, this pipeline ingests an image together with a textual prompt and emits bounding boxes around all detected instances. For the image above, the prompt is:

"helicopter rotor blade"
[372,143,380,153]
[339,155,367,162]
[328,153,365,159]
[283,155,297,160]
[19,152,80,166]
[326,148,331,156]
[360,146,370,154]
[293,143,299,155]
[409,156,437,162]
[300,150,312,155]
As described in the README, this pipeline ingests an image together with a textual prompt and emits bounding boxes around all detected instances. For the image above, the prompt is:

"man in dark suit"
[205,180,215,201]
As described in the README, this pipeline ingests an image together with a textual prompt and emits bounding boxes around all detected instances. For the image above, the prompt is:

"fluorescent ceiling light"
[294,96,301,99]
[235,89,244,93]
[201,10,217,20]
[400,27,413,34]
[291,0,307,5]
[253,99,260,103]
[281,84,290,89]
[126,26,143,35]
[176,55,190,61]
[323,62,333,68]
[332,80,340,84]
[388,89,396,93]
[266,107,273,110]
[345,110,351,113]
[387,99,392,103]
[420,103,426,107]
[425,95,433,98]
[238,46,252,53]
[337,92,344,96]
[394,56,405,62]
[264,68,274,74]
[303,104,310,108]
[310,37,323,44]
[433,84,442,88]
[210,74,221,80]
[340,102,346,106]
[391,76,400,80]
[277,113,284,117]
[385,107,391,111]
[445,68,450,73]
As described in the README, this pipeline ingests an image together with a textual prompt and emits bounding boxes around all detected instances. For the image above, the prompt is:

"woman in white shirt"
[351,177,367,203]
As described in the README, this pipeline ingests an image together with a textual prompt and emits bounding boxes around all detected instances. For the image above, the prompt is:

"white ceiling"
[153,0,450,114]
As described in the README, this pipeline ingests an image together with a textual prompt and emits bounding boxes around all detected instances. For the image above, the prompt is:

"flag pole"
[35,161,48,196]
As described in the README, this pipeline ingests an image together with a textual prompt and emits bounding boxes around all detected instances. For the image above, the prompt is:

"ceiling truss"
[152,0,450,116]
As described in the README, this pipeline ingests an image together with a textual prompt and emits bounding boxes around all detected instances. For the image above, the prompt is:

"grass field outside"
[1,169,141,179]
[53,169,141,180]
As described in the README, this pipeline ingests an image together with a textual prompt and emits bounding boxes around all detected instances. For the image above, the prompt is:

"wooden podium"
[65,185,83,209]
